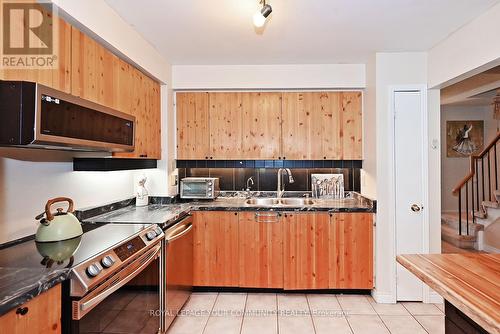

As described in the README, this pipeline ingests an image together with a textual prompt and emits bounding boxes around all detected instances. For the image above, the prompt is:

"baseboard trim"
[371,290,396,304]
[427,291,444,304]
[484,244,500,253]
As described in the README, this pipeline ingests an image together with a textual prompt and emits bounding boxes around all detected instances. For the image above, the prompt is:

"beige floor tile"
[434,303,445,312]
[278,315,315,334]
[402,302,443,315]
[241,315,278,334]
[307,294,342,312]
[182,293,218,315]
[338,295,376,315]
[415,315,445,334]
[380,315,427,334]
[277,294,310,312]
[346,315,390,334]
[213,293,247,312]
[246,293,277,311]
[313,315,353,334]
[167,314,209,334]
[203,314,244,334]
[367,298,410,316]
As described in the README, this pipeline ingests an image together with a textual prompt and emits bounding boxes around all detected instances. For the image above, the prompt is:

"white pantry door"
[394,90,425,301]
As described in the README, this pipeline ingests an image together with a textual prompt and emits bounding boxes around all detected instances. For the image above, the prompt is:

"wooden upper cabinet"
[341,92,363,159]
[241,92,282,159]
[0,285,61,334]
[329,213,373,289]
[114,69,162,159]
[71,26,117,109]
[282,92,343,160]
[238,212,283,288]
[193,211,239,287]
[283,213,330,290]
[209,92,243,159]
[0,13,71,93]
[176,92,210,159]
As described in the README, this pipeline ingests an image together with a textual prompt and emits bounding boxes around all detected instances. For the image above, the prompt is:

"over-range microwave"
[0,80,135,152]
[180,177,220,199]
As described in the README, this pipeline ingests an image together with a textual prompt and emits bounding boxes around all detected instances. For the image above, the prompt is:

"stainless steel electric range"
[60,223,165,334]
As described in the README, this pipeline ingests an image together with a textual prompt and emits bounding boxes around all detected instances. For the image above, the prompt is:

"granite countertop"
[84,192,375,225]
[0,238,72,316]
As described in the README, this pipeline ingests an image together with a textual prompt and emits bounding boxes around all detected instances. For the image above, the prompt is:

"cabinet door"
[239,212,283,288]
[282,92,342,160]
[113,67,162,159]
[176,92,210,159]
[0,14,71,93]
[241,92,282,159]
[283,213,330,290]
[341,92,363,159]
[209,92,243,159]
[329,213,373,289]
[0,285,61,334]
[193,211,239,287]
[71,26,117,109]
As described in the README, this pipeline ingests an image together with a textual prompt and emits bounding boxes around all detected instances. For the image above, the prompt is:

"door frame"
[388,85,431,302]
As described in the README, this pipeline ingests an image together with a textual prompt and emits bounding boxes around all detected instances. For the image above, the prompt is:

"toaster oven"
[180,177,220,199]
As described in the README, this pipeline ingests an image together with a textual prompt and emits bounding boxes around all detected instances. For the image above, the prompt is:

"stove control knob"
[101,255,115,268]
[146,230,157,241]
[86,263,102,278]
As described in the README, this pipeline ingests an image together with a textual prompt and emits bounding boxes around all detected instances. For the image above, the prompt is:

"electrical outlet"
[170,174,178,187]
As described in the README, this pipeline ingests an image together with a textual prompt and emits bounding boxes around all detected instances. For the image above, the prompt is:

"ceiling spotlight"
[253,0,272,28]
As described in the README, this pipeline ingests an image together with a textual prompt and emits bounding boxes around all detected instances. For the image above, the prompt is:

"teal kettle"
[35,197,83,242]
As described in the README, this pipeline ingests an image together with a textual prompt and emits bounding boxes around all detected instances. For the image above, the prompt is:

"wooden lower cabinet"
[238,212,283,288]
[329,213,374,289]
[283,213,330,290]
[193,211,373,290]
[0,285,61,334]
[193,211,239,287]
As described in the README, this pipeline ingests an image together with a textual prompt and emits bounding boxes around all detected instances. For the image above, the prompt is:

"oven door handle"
[80,244,161,312]
[166,221,193,243]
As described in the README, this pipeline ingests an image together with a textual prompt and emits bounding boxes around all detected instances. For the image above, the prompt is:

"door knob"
[411,204,422,212]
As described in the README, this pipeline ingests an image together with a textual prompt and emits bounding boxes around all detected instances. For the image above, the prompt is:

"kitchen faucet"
[277,168,294,198]
[245,176,254,198]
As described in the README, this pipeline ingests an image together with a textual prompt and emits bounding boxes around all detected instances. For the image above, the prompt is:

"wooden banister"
[452,132,500,196]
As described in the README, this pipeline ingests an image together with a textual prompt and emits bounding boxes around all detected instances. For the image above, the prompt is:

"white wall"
[361,55,377,198]
[428,3,500,88]
[0,150,161,243]
[172,64,366,90]
[373,52,441,303]
[441,105,498,212]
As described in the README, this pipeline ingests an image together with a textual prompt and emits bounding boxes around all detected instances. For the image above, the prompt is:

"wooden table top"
[397,253,500,334]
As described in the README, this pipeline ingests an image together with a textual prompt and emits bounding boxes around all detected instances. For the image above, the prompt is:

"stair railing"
[452,132,500,235]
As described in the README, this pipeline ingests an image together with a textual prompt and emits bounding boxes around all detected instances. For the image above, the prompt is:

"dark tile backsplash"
[179,161,362,192]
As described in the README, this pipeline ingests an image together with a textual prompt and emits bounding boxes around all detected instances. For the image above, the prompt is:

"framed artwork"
[446,120,484,158]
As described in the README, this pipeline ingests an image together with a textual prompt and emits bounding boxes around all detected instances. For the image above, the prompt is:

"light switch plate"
[170,174,178,186]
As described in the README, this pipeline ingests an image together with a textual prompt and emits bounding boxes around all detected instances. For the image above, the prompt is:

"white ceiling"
[105,0,499,65]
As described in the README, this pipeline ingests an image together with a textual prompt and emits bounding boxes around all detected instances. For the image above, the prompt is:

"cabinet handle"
[16,307,29,316]
[255,212,280,223]
[139,154,148,158]
[210,157,213,160]
[205,156,209,160]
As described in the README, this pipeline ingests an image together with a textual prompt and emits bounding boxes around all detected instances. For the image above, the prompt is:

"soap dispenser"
[136,174,149,207]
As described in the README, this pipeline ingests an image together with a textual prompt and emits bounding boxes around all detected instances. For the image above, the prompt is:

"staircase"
[443,132,500,251]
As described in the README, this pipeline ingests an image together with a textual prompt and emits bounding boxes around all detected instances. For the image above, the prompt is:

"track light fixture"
[253,0,272,28]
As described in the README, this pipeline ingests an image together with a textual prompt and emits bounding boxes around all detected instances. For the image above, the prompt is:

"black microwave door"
[39,95,134,146]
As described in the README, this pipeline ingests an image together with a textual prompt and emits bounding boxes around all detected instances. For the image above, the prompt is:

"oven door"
[66,244,163,334]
